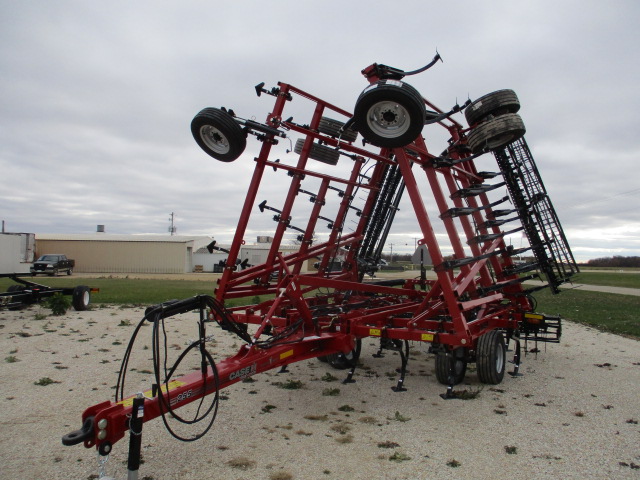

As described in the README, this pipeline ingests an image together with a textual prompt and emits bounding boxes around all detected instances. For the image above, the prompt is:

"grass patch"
[533,289,640,338]
[272,379,304,390]
[389,452,411,463]
[322,388,340,396]
[571,271,640,289]
[34,377,59,386]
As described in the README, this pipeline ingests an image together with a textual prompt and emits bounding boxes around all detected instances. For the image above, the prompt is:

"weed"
[447,459,461,468]
[451,387,483,400]
[46,293,71,316]
[505,446,518,454]
[226,457,256,470]
[389,452,412,462]
[338,404,355,412]
[269,471,293,480]
[304,414,328,421]
[626,418,638,424]
[322,388,340,396]
[391,411,411,422]
[321,372,338,382]
[330,423,351,435]
[5,356,19,363]
[377,441,400,449]
[261,404,277,413]
[118,319,132,326]
[34,377,59,386]
[574,411,585,417]
[34,313,48,320]
[335,434,353,444]
[272,379,304,390]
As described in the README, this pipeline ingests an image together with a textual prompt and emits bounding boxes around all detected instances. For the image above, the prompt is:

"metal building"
[34,234,213,274]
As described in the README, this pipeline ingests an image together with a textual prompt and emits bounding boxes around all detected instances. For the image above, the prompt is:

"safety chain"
[96,451,109,479]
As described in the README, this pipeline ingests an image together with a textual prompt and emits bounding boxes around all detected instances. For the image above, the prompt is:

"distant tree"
[586,256,640,268]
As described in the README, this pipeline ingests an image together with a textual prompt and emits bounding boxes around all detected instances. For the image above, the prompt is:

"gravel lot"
[1,301,639,480]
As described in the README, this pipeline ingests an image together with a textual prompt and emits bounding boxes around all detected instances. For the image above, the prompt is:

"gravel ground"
[1,302,639,480]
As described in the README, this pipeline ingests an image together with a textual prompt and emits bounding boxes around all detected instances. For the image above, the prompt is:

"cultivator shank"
[63,56,578,476]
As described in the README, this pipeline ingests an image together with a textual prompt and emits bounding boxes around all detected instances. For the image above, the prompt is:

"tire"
[318,117,358,142]
[72,286,91,311]
[67,268,73,276]
[476,330,506,384]
[435,348,468,385]
[467,113,525,154]
[191,107,247,162]
[294,138,340,165]
[353,80,426,148]
[325,339,361,370]
[465,89,520,126]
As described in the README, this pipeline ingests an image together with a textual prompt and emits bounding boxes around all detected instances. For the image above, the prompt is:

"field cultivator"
[62,55,578,478]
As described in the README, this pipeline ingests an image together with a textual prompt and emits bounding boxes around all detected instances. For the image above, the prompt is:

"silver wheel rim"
[82,291,90,306]
[495,342,505,373]
[200,125,231,155]
[366,100,411,139]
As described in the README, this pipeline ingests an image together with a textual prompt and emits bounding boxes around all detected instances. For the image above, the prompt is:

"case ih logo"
[229,363,257,381]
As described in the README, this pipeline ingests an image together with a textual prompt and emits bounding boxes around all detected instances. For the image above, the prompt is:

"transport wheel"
[465,89,520,126]
[6,285,26,310]
[325,339,362,370]
[72,286,91,311]
[191,107,247,162]
[67,268,73,276]
[353,80,426,148]
[476,330,506,384]
[294,138,340,165]
[435,348,468,385]
[466,113,525,154]
[317,117,358,142]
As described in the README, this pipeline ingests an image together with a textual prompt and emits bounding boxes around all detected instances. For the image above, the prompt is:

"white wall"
[0,233,35,274]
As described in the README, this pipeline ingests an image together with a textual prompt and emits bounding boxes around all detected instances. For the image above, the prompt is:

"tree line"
[585,256,640,268]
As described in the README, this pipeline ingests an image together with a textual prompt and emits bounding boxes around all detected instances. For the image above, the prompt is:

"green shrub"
[46,293,71,316]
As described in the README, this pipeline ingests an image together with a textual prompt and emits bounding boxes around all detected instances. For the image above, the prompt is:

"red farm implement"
[63,54,578,478]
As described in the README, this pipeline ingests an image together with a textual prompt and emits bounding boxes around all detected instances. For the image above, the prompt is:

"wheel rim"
[199,125,231,155]
[495,341,505,373]
[82,291,90,306]
[366,100,411,139]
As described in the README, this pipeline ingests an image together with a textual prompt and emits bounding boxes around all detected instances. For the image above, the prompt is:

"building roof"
[35,233,213,245]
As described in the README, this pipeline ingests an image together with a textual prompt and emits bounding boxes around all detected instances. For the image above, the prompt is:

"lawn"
[1,274,638,338]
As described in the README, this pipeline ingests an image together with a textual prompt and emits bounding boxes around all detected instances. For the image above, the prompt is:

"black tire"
[318,117,358,143]
[467,113,526,154]
[67,268,73,276]
[7,285,22,293]
[191,107,247,162]
[72,285,91,311]
[476,330,506,385]
[353,80,426,148]
[465,89,520,126]
[435,348,468,385]
[325,339,362,370]
[294,138,340,165]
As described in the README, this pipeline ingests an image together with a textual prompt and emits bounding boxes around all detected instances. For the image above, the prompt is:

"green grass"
[571,272,640,289]
[2,275,637,338]
[533,288,640,338]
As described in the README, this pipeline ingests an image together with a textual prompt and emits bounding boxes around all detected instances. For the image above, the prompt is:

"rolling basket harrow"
[62,54,578,479]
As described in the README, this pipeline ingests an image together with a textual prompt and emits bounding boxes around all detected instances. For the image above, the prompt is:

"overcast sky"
[1,1,639,263]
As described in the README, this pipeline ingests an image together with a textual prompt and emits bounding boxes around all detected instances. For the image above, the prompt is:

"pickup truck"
[30,254,75,276]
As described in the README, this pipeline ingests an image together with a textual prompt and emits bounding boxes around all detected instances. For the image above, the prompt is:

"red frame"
[70,67,537,451]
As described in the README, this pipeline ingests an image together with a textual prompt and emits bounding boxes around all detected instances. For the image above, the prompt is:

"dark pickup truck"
[30,254,75,276]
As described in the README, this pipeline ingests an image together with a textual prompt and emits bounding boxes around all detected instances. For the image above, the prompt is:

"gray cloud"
[1,0,639,262]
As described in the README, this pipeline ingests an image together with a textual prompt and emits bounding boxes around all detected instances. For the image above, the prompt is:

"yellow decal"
[118,380,185,407]
[280,349,294,360]
[421,333,434,342]
[369,328,381,336]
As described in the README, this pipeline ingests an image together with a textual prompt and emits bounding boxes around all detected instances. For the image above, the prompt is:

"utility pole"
[389,243,394,264]
[168,212,177,235]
